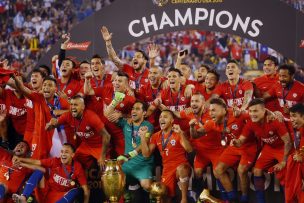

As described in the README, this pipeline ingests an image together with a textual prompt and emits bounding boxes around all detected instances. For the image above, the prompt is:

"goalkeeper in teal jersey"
[116,101,154,192]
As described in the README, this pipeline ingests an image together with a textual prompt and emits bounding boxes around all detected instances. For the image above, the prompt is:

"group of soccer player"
[0,26,304,203]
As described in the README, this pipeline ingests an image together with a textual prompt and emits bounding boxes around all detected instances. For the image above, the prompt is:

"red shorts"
[254,145,284,170]
[218,144,257,167]
[285,154,304,203]
[161,162,190,197]
[74,142,102,168]
[194,147,223,170]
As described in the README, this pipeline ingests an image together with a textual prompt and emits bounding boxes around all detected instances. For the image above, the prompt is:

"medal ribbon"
[294,129,301,150]
[229,79,240,101]
[93,74,106,88]
[46,96,64,131]
[135,68,146,89]
[73,114,84,139]
[170,87,181,111]
[282,82,294,104]
[62,161,74,180]
[161,130,173,151]
[221,115,228,144]
[151,82,162,99]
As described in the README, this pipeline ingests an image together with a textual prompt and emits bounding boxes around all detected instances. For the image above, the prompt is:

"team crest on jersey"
[120,103,124,108]
[293,93,297,98]
[269,131,274,135]
[181,97,185,101]
[145,79,148,83]
[86,126,90,130]
[67,90,72,95]
[239,90,242,94]
[170,139,176,146]
[231,124,238,130]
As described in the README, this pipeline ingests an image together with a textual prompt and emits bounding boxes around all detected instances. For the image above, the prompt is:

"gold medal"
[4,172,9,180]
[132,142,137,148]
[221,139,227,147]
[70,180,76,186]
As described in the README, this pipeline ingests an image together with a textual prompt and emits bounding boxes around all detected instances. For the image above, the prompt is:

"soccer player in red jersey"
[55,35,82,99]
[24,69,45,148]
[264,64,304,118]
[84,71,136,156]
[195,64,210,85]
[147,68,192,132]
[0,84,27,140]
[78,61,91,81]
[231,98,292,203]
[194,98,256,202]
[140,110,193,203]
[285,103,304,203]
[0,141,32,202]
[12,143,90,203]
[253,56,280,112]
[56,58,82,99]
[138,66,163,131]
[12,76,70,159]
[101,26,151,91]
[212,60,253,111]
[90,54,112,88]
[175,50,201,86]
[175,94,222,178]
[45,95,111,168]
[196,70,220,101]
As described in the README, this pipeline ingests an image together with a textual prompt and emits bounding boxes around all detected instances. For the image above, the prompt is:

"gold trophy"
[101,159,126,203]
[150,182,167,203]
[198,189,223,203]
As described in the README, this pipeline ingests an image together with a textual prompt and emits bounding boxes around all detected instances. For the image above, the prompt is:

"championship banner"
[38,0,304,67]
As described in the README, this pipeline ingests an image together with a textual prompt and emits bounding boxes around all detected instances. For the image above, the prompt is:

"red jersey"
[2,89,27,135]
[253,74,279,111]
[158,86,191,131]
[138,82,162,130]
[57,109,104,148]
[123,64,149,90]
[214,78,253,108]
[180,110,222,149]
[196,85,216,101]
[150,131,188,170]
[57,78,82,98]
[40,158,87,192]
[267,80,304,117]
[90,74,112,88]
[93,85,136,138]
[242,118,289,148]
[27,92,70,158]
[0,148,32,194]
[203,109,255,147]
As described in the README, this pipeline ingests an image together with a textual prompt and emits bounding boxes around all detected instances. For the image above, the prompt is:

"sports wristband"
[128,150,138,158]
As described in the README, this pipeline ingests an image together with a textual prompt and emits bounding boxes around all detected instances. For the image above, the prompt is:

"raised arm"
[11,75,32,97]
[175,50,187,70]
[83,72,95,95]
[148,44,160,67]
[101,26,124,68]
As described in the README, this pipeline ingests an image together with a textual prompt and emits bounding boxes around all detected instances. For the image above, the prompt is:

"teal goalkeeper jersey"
[118,118,154,164]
